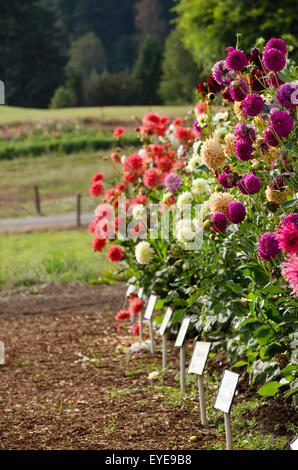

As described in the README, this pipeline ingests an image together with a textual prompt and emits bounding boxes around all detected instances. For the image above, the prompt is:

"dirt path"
[0,283,296,451]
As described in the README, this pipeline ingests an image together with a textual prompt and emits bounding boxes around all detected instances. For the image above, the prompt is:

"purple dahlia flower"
[235,139,254,161]
[210,212,227,233]
[242,93,264,116]
[265,38,287,55]
[226,49,248,71]
[226,201,246,223]
[237,173,261,195]
[282,213,298,229]
[263,47,286,72]
[268,110,293,138]
[233,122,256,141]
[258,232,280,260]
[229,79,248,102]
[163,172,182,193]
[276,83,298,110]
[212,60,234,86]
[263,129,280,147]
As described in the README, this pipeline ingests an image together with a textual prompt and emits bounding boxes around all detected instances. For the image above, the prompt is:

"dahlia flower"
[263,47,286,73]
[135,241,153,264]
[242,93,264,116]
[187,154,203,171]
[258,232,280,260]
[209,192,235,214]
[237,173,261,194]
[276,83,298,110]
[177,191,193,209]
[115,310,130,321]
[282,253,298,296]
[268,111,294,138]
[201,137,225,170]
[192,178,210,196]
[265,38,287,55]
[143,168,160,188]
[210,212,227,233]
[276,221,298,255]
[229,79,248,102]
[235,139,254,161]
[107,245,124,262]
[89,181,104,197]
[212,60,234,86]
[163,172,182,193]
[129,298,144,316]
[226,49,248,71]
[92,237,106,252]
[226,201,246,223]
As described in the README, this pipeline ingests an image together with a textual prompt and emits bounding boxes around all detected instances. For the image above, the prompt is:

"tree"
[134,0,167,49]
[133,36,164,105]
[174,0,298,74]
[0,0,66,108]
[159,27,201,104]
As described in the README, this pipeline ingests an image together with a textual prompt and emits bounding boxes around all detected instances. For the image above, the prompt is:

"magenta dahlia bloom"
[263,47,286,72]
[276,221,298,255]
[265,38,287,55]
[276,83,298,110]
[210,212,227,233]
[268,110,294,137]
[282,213,298,228]
[226,49,248,71]
[242,93,264,116]
[235,139,254,161]
[269,176,285,191]
[282,253,298,296]
[218,172,239,189]
[258,232,280,260]
[233,123,256,141]
[263,128,280,147]
[237,173,261,195]
[212,60,234,86]
[226,201,246,223]
[229,79,248,102]
[163,172,182,193]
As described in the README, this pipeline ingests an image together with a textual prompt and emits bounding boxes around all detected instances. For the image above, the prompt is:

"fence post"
[76,193,81,227]
[34,185,42,216]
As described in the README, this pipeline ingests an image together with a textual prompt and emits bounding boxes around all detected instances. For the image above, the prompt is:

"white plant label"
[0,341,4,365]
[188,341,211,376]
[144,294,158,320]
[214,370,239,414]
[290,436,298,450]
[138,287,144,298]
[159,307,173,336]
[175,317,191,348]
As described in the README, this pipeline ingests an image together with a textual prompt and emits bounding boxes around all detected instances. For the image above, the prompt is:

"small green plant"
[105,418,117,435]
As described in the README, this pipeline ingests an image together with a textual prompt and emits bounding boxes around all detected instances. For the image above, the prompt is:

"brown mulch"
[0,282,296,451]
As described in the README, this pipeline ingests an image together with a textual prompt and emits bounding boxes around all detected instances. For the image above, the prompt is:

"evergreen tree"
[0,0,66,108]
[133,36,164,105]
[159,27,201,104]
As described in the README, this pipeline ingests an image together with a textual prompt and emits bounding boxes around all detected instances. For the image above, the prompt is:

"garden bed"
[0,282,296,451]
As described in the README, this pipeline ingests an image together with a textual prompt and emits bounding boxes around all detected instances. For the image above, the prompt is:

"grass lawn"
[0,229,120,289]
[0,105,192,125]
[0,149,123,219]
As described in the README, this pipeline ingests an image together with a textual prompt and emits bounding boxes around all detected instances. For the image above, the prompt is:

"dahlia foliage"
[88,37,298,397]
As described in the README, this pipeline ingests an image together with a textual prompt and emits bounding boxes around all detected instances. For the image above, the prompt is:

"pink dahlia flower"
[282,253,298,296]
[276,221,298,255]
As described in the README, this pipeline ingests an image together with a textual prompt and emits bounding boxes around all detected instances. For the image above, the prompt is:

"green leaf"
[254,325,275,345]
[232,360,248,368]
[257,381,282,397]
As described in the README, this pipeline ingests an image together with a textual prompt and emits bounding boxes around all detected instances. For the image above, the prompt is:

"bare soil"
[0,282,296,451]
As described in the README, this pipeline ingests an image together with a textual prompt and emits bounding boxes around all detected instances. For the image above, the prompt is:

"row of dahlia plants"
[88,36,297,398]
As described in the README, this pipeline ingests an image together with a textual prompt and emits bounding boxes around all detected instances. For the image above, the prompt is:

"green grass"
[0,105,192,125]
[0,230,118,288]
[0,149,122,219]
